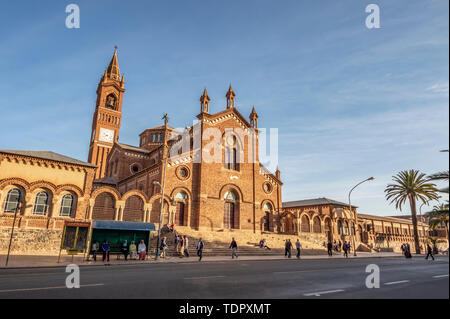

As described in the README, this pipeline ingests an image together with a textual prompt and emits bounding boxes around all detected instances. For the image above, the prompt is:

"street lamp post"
[349,177,374,256]
[154,114,169,261]
[5,201,22,267]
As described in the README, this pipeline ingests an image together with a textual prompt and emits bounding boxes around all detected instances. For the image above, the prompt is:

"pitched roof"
[117,143,150,154]
[93,176,117,185]
[283,197,355,208]
[106,49,121,80]
[0,150,96,168]
[358,213,427,226]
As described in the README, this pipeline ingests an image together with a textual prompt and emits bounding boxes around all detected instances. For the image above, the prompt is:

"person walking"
[230,237,238,259]
[121,240,129,261]
[91,241,99,261]
[425,244,435,260]
[138,240,147,260]
[175,234,180,255]
[183,236,190,257]
[197,238,204,261]
[327,241,333,256]
[404,243,412,258]
[295,239,302,259]
[102,240,110,264]
[160,237,168,258]
[285,239,292,258]
[178,235,184,257]
[342,241,348,258]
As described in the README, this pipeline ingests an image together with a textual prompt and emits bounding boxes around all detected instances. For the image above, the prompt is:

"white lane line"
[0,283,104,293]
[384,280,410,286]
[274,270,317,274]
[432,274,449,278]
[184,276,225,280]
[304,289,345,297]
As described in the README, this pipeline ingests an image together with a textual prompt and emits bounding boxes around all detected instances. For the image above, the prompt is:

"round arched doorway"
[223,190,239,229]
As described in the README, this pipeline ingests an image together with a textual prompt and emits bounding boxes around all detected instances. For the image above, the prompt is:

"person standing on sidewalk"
[197,238,204,261]
[285,239,292,258]
[327,241,333,256]
[138,240,147,260]
[230,238,238,259]
[343,241,348,258]
[183,236,190,257]
[178,235,184,257]
[425,244,435,260]
[295,239,302,259]
[91,241,99,261]
[102,240,110,263]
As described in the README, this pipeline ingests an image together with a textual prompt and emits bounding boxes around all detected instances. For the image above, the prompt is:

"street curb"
[0,254,438,270]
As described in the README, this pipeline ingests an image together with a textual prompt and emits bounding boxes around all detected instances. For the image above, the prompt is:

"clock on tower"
[88,48,125,179]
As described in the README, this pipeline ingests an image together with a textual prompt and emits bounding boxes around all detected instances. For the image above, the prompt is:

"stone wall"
[0,227,63,256]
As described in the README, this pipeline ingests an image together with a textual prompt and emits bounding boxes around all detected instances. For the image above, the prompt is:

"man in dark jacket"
[327,242,333,256]
[102,240,110,263]
[121,240,129,261]
[197,238,204,261]
[230,238,238,259]
[343,241,348,258]
[425,244,435,260]
[285,239,292,258]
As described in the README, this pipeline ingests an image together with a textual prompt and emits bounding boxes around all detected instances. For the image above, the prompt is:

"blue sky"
[0,0,448,216]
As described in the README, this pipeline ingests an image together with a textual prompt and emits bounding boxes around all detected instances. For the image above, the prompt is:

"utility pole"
[155,114,169,260]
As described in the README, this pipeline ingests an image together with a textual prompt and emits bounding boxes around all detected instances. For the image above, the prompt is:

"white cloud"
[426,82,449,94]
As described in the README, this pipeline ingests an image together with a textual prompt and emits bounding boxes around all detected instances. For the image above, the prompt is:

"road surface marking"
[0,283,104,293]
[184,276,225,280]
[274,270,317,274]
[384,280,410,285]
[432,274,449,278]
[304,289,344,297]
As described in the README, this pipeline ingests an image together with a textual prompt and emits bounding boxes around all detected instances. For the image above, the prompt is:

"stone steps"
[149,226,330,256]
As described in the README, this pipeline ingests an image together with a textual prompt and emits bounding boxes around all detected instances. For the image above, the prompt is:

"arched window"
[224,135,239,171]
[106,94,117,110]
[175,192,187,200]
[313,216,321,233]
[338,220,343,235]
[60,194,74,217]
[301,215,310,233]
[4,188,21,213]
[33,192,49,215]
[344,221,350,235]
[224,191,237,201]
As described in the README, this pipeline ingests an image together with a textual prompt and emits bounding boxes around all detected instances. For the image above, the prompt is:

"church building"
[87,49,283,234]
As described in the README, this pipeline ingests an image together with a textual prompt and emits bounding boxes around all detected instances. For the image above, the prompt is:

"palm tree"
[428,171,449,181]
[385,170,439,254]
[428,171,449,194]
[426,202,449,244]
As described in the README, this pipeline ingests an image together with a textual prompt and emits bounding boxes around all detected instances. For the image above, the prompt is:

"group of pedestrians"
[282,239,303,259]
[174,234,190,258]
[326,240,351,257]
[91,239,147,263]
[401,243,412,258]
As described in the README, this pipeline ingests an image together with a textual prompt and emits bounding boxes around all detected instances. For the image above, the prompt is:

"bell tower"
[88,48,125,179]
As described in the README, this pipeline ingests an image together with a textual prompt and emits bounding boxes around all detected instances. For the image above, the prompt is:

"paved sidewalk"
[0,251,422,269]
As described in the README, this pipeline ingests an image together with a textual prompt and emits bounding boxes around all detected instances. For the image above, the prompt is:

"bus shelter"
[90,220,155,254]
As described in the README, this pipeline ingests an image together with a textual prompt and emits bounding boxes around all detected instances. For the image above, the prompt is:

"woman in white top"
[138,240,147,260]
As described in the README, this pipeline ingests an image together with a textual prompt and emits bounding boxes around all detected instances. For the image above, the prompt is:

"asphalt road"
[0,256,448,299]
